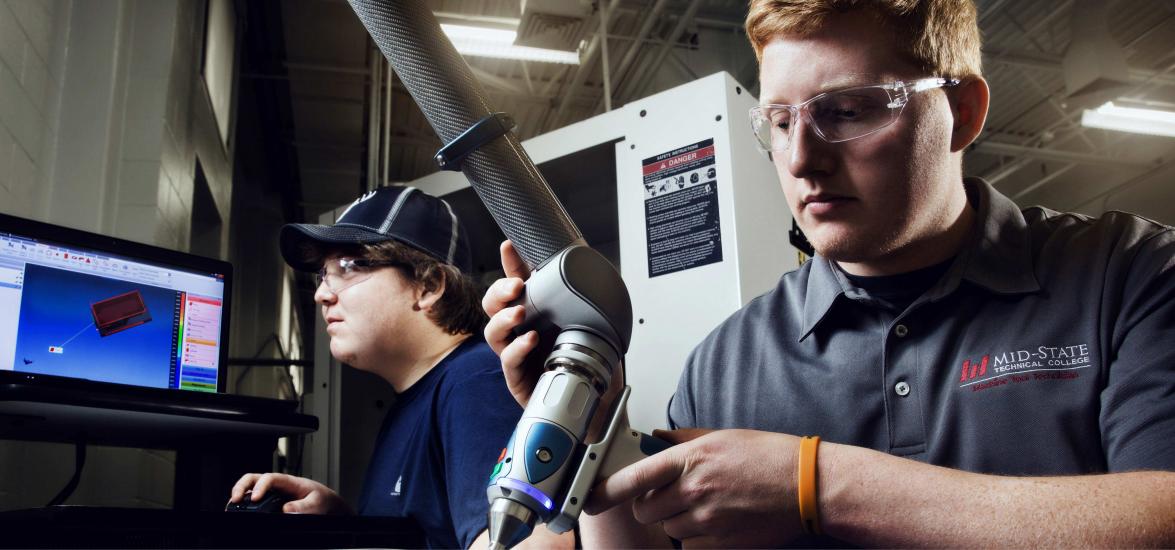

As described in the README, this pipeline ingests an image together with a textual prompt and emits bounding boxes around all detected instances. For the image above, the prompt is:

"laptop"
[0,213,310,443]
[0,213,231,393]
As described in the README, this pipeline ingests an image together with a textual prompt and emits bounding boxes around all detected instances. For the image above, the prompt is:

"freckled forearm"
[819,443,1175,547]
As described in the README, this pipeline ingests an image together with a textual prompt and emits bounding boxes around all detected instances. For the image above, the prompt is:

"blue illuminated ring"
[497,477,555,511]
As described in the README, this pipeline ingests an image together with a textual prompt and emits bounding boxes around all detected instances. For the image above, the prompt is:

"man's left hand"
[586,428,806,548]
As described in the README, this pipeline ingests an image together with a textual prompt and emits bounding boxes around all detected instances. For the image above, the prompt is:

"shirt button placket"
[892,325,911,398]
[886,320,925,454]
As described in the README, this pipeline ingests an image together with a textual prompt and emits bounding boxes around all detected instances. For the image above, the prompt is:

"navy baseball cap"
[280,185,473,273]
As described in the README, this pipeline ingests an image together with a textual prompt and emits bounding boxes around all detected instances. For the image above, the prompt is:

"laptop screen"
[0,214,231,393]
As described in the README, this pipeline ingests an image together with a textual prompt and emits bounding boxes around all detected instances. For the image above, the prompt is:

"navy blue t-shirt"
[358,337,522,548]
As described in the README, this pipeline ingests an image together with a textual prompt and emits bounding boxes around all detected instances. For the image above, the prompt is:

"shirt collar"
[939,177,1040,297]
[797,177,1039,341]
[396,335,481,400]
[798,256,850,341]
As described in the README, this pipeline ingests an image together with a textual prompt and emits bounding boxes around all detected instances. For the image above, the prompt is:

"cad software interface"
[0,233,225,392]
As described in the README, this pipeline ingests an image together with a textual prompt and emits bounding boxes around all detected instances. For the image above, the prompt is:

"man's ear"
[949,76,990,153]
[415,270,446,312]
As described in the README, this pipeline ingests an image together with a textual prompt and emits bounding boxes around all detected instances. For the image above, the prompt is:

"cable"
[46,440,86,507]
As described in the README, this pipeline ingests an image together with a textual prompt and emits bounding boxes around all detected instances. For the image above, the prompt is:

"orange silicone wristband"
[797,435,822,535]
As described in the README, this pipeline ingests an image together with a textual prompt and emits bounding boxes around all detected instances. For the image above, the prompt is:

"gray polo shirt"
[668,178,1175,475]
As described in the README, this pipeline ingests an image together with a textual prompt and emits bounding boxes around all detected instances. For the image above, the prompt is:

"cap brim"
[279,223,390,272]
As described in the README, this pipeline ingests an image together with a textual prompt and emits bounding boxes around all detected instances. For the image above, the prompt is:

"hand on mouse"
[228,473,353,515]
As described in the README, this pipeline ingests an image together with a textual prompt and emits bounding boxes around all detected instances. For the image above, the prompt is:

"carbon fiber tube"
[347,0,583,269]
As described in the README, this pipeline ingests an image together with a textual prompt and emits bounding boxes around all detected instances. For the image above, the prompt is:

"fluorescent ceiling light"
[1081,102,1175,138]
[440,23,580,65]
[440,23,517,44]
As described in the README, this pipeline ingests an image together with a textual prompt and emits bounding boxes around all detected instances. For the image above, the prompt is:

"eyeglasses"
[315,257,399,294]
[749,77,960,153]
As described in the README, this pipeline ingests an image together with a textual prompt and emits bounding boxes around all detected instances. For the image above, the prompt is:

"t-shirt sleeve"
[667,345,703,430]
[1101,228,1175,472]
[438,361,524,548]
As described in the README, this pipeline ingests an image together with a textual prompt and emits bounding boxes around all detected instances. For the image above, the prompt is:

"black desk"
[0,506,425,548]
[0,371,318,511]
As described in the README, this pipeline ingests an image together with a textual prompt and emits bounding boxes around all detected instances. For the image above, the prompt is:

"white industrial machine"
[413,71,801,433]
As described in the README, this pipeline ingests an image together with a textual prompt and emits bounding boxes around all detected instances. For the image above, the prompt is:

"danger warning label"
[641,138,722,278]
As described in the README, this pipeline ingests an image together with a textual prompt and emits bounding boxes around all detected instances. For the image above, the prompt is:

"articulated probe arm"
[346,0,579,269]
[343,3,661,549]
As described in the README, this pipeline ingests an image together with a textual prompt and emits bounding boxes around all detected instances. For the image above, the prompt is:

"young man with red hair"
[485,0,1175,546]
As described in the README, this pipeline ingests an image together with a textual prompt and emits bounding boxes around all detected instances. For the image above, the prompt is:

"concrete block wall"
[0,0,239,511]
[0,0,233,252]
[0,0,63,220]
[0,0,67,514]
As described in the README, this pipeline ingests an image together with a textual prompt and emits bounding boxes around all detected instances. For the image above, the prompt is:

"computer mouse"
[225,489,291,513]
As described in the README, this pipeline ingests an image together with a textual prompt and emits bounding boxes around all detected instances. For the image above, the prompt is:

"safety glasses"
[315,257,400,294]
[749,77,960,153]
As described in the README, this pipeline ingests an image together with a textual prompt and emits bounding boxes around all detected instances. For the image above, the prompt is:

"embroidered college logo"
[959,344,1092,392]
[959,355,989,382]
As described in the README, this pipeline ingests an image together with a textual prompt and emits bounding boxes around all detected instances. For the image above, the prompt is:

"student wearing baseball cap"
[229,186,571,549]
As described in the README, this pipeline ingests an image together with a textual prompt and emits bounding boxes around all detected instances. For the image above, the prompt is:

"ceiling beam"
[547,0,623,132]
[972,141,1152,169]
[1010,163,1077,201]
[470,65,527,95]
[597,0,670,114]
[977,0,1012,24]
[519,61,536,95]
[980,56,1175,184]
[629,0,704,101]
[471,74,601,105]
[984,48,1175,88]
[1004,64,1098,152]
[1069,156,1175,212]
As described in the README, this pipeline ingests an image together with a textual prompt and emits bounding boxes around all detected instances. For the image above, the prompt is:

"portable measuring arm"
[344,2,670,548]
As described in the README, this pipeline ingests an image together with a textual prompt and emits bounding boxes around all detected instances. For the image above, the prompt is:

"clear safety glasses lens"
[749,78,958,153]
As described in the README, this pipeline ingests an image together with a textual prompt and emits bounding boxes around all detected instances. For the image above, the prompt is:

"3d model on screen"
[91,290,152,338]
[33,289,153,359]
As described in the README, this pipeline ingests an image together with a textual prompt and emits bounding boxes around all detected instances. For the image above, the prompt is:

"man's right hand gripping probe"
[483,245,672,549]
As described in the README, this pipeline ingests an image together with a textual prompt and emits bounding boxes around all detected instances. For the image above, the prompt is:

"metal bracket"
[434,112,516,171]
